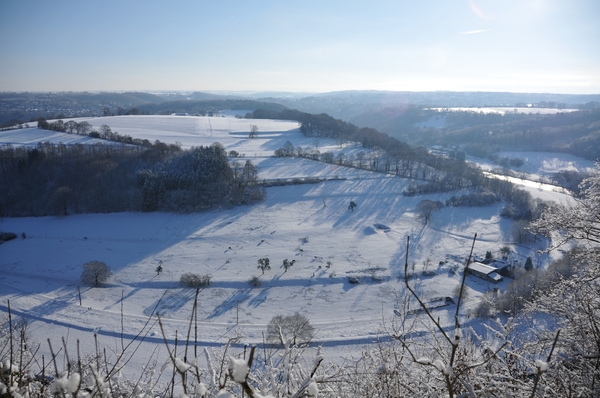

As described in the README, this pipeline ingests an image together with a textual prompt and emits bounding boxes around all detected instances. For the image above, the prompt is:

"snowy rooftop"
[488,272,503,282]
[468,262,499,275]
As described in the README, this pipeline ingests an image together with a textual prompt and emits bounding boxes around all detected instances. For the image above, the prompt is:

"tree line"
[0,142,263,217]
[137,144,263,212]
[353,106,600,163]
[36,118,182,151]
[263,109,542,220]
[134,99,287,116]
[450,108,600,161]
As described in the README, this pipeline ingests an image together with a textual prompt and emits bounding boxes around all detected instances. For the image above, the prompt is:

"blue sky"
[1,0,599,93]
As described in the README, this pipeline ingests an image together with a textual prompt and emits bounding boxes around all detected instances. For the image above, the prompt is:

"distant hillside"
[156,91,243,102]
[352,106,600,161]
[135,99,288,115]
[0,92,288,127]
[69,91,166,105]
[0,91,166,126]
[445,109,600,161]
[349,106,540,142]
[260,90,600,121]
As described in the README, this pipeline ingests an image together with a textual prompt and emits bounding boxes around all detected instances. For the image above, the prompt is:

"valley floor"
[0,162,548,376]
[0,115,562,381]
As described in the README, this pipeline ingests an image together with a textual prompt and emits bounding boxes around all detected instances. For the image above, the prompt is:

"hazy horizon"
[1,0,599,94]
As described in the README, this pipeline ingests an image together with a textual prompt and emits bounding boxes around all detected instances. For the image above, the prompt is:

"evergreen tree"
[524,256,534,271]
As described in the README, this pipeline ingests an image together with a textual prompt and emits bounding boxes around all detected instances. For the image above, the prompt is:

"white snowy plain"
[0,115,564,382]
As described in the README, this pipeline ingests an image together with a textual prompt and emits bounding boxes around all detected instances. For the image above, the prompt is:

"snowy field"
[0,115,348,159]
[0,115,557,381]
[0,171,540,374]
[77,115,303,155]
[0,127,112,146]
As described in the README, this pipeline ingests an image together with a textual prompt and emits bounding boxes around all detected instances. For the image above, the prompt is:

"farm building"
[467,262,503,283]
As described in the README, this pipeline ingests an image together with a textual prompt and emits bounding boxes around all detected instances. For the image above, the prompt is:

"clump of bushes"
[180,273,211,287]
[262,177,326,187]
[282,258,296,272]
[446,190,500,207]
[452,284,469,301]
[248,276,262,287]
[0,232,17,243]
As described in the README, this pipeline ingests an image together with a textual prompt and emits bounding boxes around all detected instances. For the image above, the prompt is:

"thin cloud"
[469,0,494,21]
[459,29,491,35]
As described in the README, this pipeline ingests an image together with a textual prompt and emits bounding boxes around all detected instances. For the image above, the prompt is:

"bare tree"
[348,201,357,212]
[356,151,365,168]
[257,257,271,274]
[75,121,92,135]
[49,186,71,215]
[249,124,259,139]
[267,313,315,346]
[282,258,294,272]
[99,124,112,139]
[416,200,442,224]
[64,120,78,133]
[80,261,111,286]
[510,220,530,244]
[283,141,294,156]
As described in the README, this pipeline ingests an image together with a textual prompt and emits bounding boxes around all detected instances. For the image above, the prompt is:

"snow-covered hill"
[0,115,552,381]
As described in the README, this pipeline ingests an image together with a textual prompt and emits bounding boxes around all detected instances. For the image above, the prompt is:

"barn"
[467,262,503,283]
